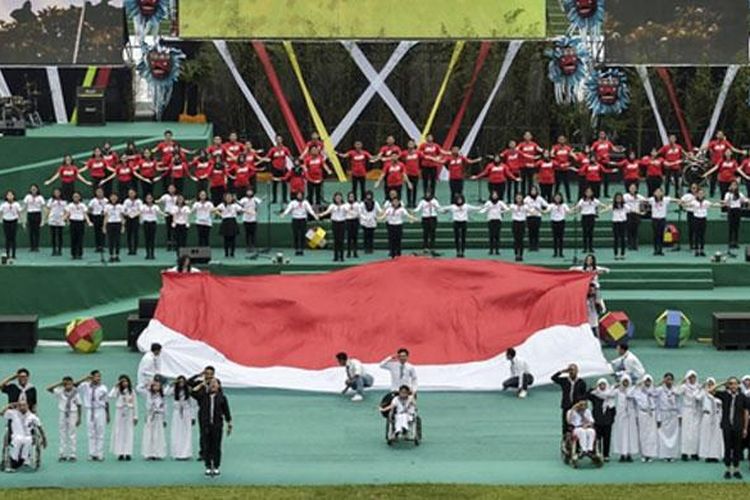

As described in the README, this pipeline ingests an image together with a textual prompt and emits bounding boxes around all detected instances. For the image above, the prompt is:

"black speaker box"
[0,315,38,352]
[178,246,211,264]
[713,313,750,350]
[76,87,106,126]
[127,314,150,352]
[138,298,159,319]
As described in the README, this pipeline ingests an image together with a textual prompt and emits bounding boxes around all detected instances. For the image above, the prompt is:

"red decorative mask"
[148,50,172,80]
[598,77,619,105]
[576,0,597,18]
[138,0,159,17]
[559,47,579,76]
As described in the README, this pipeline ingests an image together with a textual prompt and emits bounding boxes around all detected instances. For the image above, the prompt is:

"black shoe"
[691,454,699,461]
[734,471,743,479]
[724,471,732,480]
[681,454,689,462]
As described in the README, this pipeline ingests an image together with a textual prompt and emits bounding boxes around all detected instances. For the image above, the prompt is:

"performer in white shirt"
[318,192,349,262]
[2,400,46,470]
[46,376,81,461]
[548,193,571,258]
[680,183,699,251]
[509,193,529,262]
[1,189,22,260]
[22,184,45,252]
[567,400,597,454]
[239,188,262,253]
[344,192,361,258]
[414,191,441,254]
[722,181,749,250]
[623,183,646,251]
[501,348,533,398]
[379,348,418,394]
[358,191,380,255]
[64,191,93,260]
[440,194,480,258]
[109,375,138,461]
[87,187,109,253]
[678,370,703,461]
[610,344,645,383]
[655,372,681,461]
[524,186,548,252]
[336,352,373,402]
[378,198,416,259]
[214,192,244,258]
[688,189,719,257]
[192,190,215,247]
[102,193,125,262]
[646,188,675,256]
[46,188,67,256]
[479,191,509,256]
[281,191,319,256]
[158,184,179,251]
[76,370,109,461]
[574,187,602,254]
[122,189,143,255]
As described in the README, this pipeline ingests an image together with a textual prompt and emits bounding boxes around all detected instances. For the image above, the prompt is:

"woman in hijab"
[698,377,724,463]
[678,369,703,461]
[588,378,616,461]
[612,374,639,462]
[634,374,658,462]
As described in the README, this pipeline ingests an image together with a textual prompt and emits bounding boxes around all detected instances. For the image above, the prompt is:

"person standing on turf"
[379,348,418,394]
[713,377,749,480]
[77,370,109,461]
[655,372,680,462]
[192,378,232,477]
[1,368,38,413]
[501,348,534,399]
[552,364,587,436]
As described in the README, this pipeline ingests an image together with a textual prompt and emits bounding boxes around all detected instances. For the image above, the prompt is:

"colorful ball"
[598,311,635,346]
[663,224,680,246]
[653,309,691,348]
[65,317,104,353]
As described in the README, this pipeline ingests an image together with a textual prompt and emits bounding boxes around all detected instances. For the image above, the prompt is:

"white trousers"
[86,408,107,459]
[574,427,597,453]
[394,413,413,433]
[9,435,32,463]
[58,412,78,458]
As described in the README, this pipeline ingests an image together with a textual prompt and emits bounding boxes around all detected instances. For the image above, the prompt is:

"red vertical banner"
[656,67,693,150]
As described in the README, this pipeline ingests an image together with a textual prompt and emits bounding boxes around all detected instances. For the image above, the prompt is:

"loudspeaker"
[76,87,106,126]
[178,246,211,264]
[138,298,159,319]
[0,315,38,352]
[713,313,750,349]
[127,314,150,352]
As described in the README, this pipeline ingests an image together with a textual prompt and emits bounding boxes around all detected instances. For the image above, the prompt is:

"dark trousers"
[708,171,718,197]
[211,186,225,206]
[174,224,188,252]
[449,179,463,202]
[385,184,403,203]
[3,220,17,258]
[507,177,519,203]
[144,221,157,258]
[512,220,525,258]
[197,224,211,247]
[106,223,121,257]
[646,176,662,197]
[346,219,359,256]
[352,176,366,200]
[387,224,403,258]
[489,182,506,200]
[652,218,666,254]
[552,220,565,256]
[50,225,64,255]
[165,215,174,250]
[612,221,626,256]
[407,175,419,207]
[308,183,323,206]
[422,217,437,250]
[694,217,706,251]
[223,234,236,257]
[27,212,41,251]
[488,219,501,253]
[272,176,288,203]
[521,168,535,195]
[723,427,743,468]
[502,373,534,391]
[422,168,437,196]
[540,183,554,202]
[581,214,596,252]
[665,170,681,197]
[363,227,375,254]
[595,424,612,458]
[61,183,74,201]
[201,423,224,469]
[453,221,467,255]
[140,179,154,199]
[527,216,541,251]
[577,176,587,200]
[556,170,571,201]
[117,180,133,200]
[587,181,601,199]
[125,218,139,254]
[719,181,732,200]
[244,222,257,250]
[332,220,345,261]
[686,212,696,249]
[728,208,742,247]
[626,213,640,250]
[69,220,85,258]
[91,214,104,251]
[292,218,306,253]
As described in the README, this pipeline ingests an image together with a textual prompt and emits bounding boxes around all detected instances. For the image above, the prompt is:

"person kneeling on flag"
[501,348,534,399]
[337,352,373,402]
[568,400,597,455]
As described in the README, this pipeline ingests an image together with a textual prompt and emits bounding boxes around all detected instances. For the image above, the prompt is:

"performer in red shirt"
[639,149,665,196]
[615,151,643,192]
[551,135,574,201]
[222,131,246,162]
[517,131,543,196]
[703,149,750,199]
[230,153,268,194]
[301,132,325,158]
[153,130,179,164]
[100,158,152,200]
[282,164,308,198]
[206,135,223,159]
[159,148,189,195]
[375,156,412,202]
[136,148,162,198]
[591,130,624,197]
[336,141,374,200]
[376,136,402,162]
[418,134,447,197]
[658,135,685,197]
[208,159,229,205]
[400,140,423,208]
[740,153,750,197]
[704,130,742,197]
[572,146,594,199]
[428,147,481,202]
[188,150,212,195]
[44,155,92,201]
[303,145,332,206]
[471,154,518,200]
[101,141,120,171]
[501,140,525,202]
[535,151,557,201]
[575,159,617,199]
[86,147,109,196]
[266,135,293,204]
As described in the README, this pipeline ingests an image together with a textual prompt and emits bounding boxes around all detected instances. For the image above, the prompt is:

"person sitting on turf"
[2,400,46,471]
[379,348,418,394]
[501,348,534,399]
[336,352,373,402]
[1,368,38,413]
[567,400,597,455]
[610,343,645,383]
[381,385,417,437]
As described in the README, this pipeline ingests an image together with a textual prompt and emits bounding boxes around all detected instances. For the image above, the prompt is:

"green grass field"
[5,484,750,500]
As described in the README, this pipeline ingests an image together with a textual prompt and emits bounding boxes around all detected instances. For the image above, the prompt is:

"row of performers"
[39,130,750,208]
[1,183,747,262]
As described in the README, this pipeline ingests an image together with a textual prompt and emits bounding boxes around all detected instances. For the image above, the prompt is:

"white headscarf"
[684,370,699,388]
[591,378,615,409]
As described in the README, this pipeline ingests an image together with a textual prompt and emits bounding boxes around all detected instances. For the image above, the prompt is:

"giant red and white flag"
[138,258,610,391]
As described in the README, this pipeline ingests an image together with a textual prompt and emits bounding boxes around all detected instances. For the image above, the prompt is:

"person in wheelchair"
[566,400,601,465]
[2,400,46,472]
[382,385,417,439]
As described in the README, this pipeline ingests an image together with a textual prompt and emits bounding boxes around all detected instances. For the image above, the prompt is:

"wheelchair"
[385,408,422,446]
[2,425,43,472]
[561,427,603,469]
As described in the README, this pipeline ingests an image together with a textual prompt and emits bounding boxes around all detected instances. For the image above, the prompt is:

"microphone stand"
[571,213,580,266]
[251,179,274,259]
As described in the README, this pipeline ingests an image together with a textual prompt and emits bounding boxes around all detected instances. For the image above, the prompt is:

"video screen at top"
[604,0,748,66]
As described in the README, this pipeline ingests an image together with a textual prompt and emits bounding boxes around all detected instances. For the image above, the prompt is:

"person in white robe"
[139,379,170,460]
[655,372,681,461]
[567,400,597,454]
[634,374,658,462]
[170,376,195,460]
[612,374,639,461]
[698,377,724,462]
[109,375,138,460]
[677,370,703,460]
[381,385,417,437]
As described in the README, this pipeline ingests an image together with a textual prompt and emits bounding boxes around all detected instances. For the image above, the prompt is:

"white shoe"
[205,468,212,476]
[518,390,527,399]
[212,468,220,476]
[351,394,364,402]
